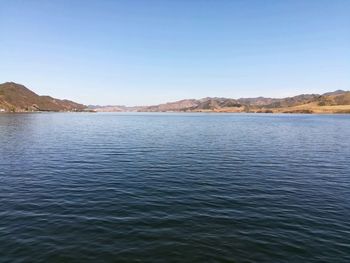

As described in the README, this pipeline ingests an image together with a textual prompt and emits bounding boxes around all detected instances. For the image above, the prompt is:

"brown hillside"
[0,82,86,112]
[140,91,350,113]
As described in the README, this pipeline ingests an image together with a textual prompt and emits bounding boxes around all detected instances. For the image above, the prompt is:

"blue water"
[1,113,350,262]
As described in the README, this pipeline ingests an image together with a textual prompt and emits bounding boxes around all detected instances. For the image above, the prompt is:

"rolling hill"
[2,81,349,114]
[0,82,86,112]
[139,91,350,114]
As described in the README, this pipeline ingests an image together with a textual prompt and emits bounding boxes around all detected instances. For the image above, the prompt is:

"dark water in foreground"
[0,113,350,262]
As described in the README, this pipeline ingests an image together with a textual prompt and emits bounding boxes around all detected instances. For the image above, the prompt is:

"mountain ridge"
[1,82,350,114]
[0,82,86,112]
[91,90,350,114]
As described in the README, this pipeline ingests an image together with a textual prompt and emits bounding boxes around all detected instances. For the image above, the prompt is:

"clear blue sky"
[1,0,349,106]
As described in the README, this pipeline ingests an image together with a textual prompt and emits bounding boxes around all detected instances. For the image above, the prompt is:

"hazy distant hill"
[0,82,86,112]
[88,105,144,112]
[2,82,349,114]
[140,90,350,114]
[89,90,350,114]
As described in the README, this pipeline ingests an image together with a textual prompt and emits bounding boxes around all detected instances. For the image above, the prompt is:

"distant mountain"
[322,90,347,96]
[88,89,350,114]
[87,105,143,112]
[2,82,349,114]
[237,97,278,106]
[0,82,86,112]
[139,90,350,114]
[88,105,126,112]
[143,99,198,112]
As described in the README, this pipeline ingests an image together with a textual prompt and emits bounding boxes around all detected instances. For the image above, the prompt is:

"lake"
[1,113,350,262]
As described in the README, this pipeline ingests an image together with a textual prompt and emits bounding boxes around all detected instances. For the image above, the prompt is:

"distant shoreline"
[2,82,350,114]
[2,110,350,115]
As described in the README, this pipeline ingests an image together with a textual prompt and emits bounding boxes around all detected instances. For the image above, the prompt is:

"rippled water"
[1,113,350,262]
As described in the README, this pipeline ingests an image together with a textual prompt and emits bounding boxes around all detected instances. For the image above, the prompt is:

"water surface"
[1,113,350,262]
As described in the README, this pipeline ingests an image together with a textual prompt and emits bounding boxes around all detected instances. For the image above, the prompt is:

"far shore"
[2,110,350,115]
